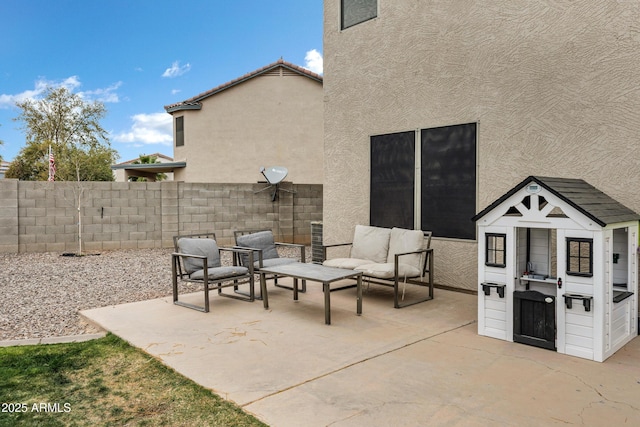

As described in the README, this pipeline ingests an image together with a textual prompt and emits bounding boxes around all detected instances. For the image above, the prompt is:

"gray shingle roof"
[472,176,640,226]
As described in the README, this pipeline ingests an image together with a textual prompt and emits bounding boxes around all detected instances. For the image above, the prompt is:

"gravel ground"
[0,246,308,342]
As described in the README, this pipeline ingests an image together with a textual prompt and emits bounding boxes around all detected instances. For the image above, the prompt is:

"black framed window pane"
[567,238,593,276]
[370,131,415,229]
[421,123,477,239]
[486,233,506,267]
[342,0,377,29]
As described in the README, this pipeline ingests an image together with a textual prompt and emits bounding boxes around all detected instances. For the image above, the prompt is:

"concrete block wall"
[0,180,322,253]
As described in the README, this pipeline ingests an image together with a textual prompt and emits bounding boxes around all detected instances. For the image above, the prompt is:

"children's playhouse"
[473,176,639,362]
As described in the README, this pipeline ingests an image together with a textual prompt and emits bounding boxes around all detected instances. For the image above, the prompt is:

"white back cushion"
[387,228,425,270]
[351,225,391,264]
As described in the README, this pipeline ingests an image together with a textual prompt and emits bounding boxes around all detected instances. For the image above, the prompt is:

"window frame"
[485,233,507,268]
[566,237,593,277]
[341,0,378,30]
[175,116,184,147]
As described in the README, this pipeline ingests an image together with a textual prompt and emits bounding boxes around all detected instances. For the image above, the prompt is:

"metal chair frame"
[172,233,255,312]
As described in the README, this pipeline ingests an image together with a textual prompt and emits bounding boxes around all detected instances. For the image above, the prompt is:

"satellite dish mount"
[255,166,295,201]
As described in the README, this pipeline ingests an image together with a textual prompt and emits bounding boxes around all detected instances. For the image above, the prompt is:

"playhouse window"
[566,238,593,277]
[486,233,506,267]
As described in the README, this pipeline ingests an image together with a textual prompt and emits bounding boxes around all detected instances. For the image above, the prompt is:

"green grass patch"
[0,334,268,426]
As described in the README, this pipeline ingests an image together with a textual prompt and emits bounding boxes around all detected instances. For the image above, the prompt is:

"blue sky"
[0,0,323,163]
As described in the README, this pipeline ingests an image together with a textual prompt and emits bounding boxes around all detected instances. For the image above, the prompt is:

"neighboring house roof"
[472,176,640,227]
[111,153,184,175]
[164,59,323,113]
[113,152,174,166]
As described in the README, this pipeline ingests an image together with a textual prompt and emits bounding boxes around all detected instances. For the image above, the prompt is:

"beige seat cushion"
[350,225,391,264]
[323,258,372,270]
[356,262,421,279]
[387,228,426,271]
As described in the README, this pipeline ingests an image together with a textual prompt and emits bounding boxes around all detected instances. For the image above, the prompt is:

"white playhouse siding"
[478,226,511,340]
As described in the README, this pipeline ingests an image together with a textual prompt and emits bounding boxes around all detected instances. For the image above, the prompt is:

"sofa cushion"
[356,262,422,279]
[323,258,372,270]
[236,231,279,265]
[350,225,391,264]
[387,228,426,271]
[190,266,249,280]
[177,238,221,274]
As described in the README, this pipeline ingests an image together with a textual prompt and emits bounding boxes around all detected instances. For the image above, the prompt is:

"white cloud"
[304,49,323,74]
[78,81,123,103]
[162,61,191,78]
[112,112,173,146]
[0,76,120,108]
[171,89,181,95]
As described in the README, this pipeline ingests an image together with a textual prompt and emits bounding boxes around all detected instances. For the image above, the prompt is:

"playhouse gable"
[473,176,640,230]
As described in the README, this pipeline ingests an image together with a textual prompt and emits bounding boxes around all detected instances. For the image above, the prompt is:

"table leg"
[356,274,362,316]
[324,282,331,325]
[293,278,299,300]
[260,272,269,309]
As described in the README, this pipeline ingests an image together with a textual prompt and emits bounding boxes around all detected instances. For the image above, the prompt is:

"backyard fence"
[0,179,322,253]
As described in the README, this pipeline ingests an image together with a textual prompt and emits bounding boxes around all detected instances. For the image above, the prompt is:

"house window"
[486,233,506,267]
[342,0,377,30]
[566,238,593,277]
[421,123,477,240]
[370,131,415,229]
[175,116,184,147]
[369,122,477,239]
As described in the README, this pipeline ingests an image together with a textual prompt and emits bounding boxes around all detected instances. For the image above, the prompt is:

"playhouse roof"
[472,176,640,227]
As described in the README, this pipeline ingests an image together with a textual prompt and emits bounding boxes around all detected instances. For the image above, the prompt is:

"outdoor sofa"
[322,225,433,308]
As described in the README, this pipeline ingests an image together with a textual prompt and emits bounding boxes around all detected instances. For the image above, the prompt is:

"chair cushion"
[236,231,279,262]
[323,258,372,270]
[356,262,421,279]
[190,266,249,280]
[387,228,426,271]
[255,258,296,269]
[350,225,391,264]
[177,238,221,274]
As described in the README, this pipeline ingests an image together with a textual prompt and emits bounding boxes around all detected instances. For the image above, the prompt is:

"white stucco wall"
[323,1,640,291]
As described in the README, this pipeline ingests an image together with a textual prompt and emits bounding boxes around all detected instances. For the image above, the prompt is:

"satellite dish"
[260,166,288,184]
[256,166,295,201]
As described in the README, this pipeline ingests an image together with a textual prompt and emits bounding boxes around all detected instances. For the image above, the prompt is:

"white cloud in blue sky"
[162,61,191,78]
[304,49,323,74]
[112,113,173,146]
[0,76,121,109]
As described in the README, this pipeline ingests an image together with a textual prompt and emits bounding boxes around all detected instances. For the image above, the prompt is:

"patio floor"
[81,279,640,426]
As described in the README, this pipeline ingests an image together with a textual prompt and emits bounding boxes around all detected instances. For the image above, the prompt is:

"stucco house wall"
[167,60,324,185]
[323,1,640,291]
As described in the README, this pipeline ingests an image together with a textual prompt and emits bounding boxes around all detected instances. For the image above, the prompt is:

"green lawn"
[0,334,267,427]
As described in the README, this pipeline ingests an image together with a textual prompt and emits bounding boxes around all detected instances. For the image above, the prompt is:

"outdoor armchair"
[233,229,306,296]
[172,233,255,312]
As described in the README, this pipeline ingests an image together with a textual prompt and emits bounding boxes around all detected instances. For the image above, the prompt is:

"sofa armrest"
[393,248,430,275]
[321,242,353,261]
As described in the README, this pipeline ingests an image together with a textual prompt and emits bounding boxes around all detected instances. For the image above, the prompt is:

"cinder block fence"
[0,179,322,253]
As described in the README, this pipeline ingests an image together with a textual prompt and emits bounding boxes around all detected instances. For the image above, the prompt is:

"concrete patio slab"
[81,280,640,426]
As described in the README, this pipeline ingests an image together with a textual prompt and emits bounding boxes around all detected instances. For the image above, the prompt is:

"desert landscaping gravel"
[0,247,307,342]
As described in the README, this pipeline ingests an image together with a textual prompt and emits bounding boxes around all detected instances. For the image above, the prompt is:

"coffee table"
[258,262,363,325]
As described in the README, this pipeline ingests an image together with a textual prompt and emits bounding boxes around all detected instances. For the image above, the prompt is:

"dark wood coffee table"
[258,262,363,325]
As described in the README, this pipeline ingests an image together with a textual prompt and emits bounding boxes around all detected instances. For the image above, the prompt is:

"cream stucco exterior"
[323,1,640,292]
[167,61,324,184]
